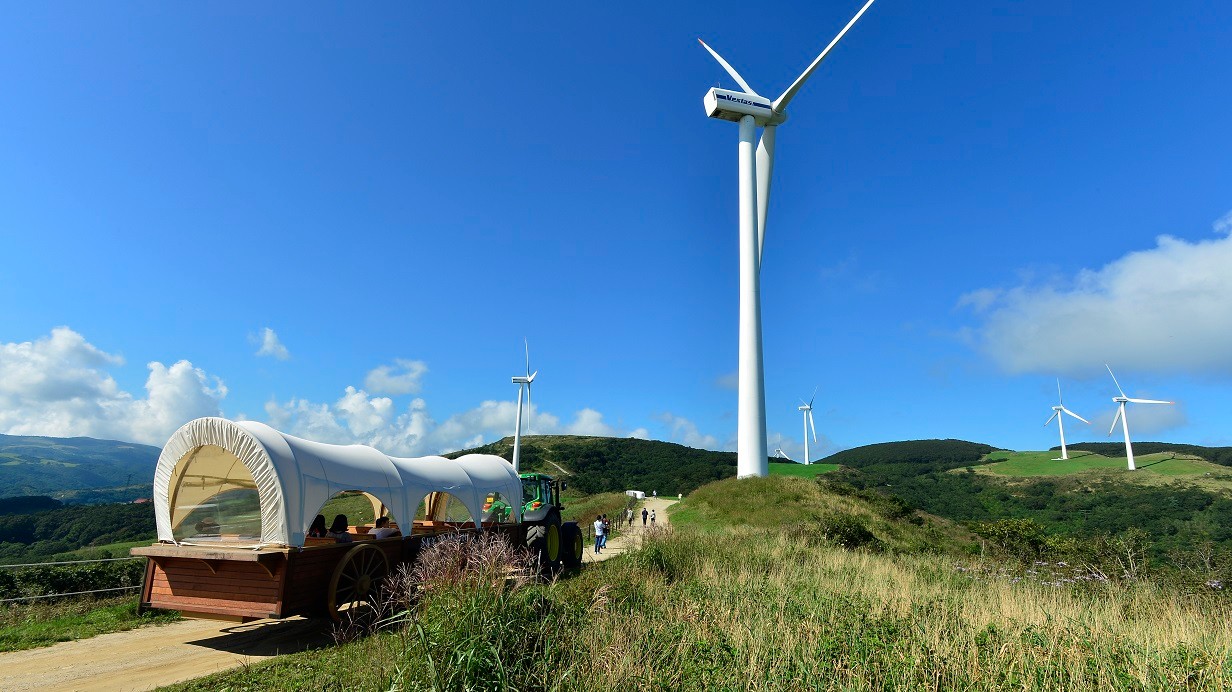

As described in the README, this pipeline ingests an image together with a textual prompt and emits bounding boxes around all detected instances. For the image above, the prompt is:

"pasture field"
[975,450,1221,477]
[768,462,839,478]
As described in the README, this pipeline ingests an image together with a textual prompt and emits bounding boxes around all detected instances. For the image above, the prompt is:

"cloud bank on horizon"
[0,326,745,457]
[960,212,1232,378]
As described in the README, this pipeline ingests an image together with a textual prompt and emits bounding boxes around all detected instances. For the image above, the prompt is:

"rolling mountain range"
[0,433,160,500]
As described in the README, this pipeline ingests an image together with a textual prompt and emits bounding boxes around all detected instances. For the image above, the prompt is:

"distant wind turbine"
[774,448,792,460]
[798,388,818,465]
[1105,364,1172,471]
[699,0,878,478]
[510,340,537,474]
[1044,379,1089,460]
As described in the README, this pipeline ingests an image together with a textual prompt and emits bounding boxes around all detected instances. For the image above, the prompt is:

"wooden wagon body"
[132,417,530,621]
[135,521,524,621]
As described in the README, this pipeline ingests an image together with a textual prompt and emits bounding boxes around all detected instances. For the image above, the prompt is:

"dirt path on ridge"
[584,497,675,563]
[0,615,330,691]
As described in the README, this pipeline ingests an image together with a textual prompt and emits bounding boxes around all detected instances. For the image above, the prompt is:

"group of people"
[307,514,401,543]
[593,513,612,553]
[593,505,662,554]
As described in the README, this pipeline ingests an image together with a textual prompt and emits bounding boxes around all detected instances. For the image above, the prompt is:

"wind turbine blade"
[527,370,538,383]
[1044,411,1058,426]
[772,0,877,112]
[808,410,817,443]
[526,384,532,436]
[755,126,776,267]
[1127,398,1172,405]
[1061,408,1090,424]
[1056,379,1063,406]
[697,39,761,97]
[1105,364,1126,398]
[524,338,531,379]
[809,386,818,408]
[1108,407,1122,436]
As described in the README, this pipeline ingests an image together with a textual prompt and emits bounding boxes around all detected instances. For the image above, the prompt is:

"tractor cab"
[518,472,565,523]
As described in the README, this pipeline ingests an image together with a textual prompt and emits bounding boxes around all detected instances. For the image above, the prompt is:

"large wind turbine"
[699,0,878,478]
[1105,364,1172,471]
[510,340,537,474]
[1044,379,1089,461]
[798,388,818,465]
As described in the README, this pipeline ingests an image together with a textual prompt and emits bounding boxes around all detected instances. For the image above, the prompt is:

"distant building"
[133,498,151,504]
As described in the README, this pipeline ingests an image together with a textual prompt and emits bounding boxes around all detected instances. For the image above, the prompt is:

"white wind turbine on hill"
[798,388,819,465]
[1044,379,1089,460]
[510,340,537,474]
[699,0,878,479]
[1105,364,1173,471]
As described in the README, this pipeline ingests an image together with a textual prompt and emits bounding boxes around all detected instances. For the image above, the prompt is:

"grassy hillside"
[0,434,158,501]
[768,462,839,478]
[168,474,1232,691]
[979,450,1227,479]
[820,441,1232,560]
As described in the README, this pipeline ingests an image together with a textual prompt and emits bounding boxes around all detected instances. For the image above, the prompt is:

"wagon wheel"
[328,543,389,622]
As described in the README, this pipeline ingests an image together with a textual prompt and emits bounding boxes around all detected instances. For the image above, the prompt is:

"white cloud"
[364,359,428,395]
[1213,210,1232,236]
[959,214,1232,376]
[628,428,650,440]
[655,412,723,451]
[0,328,226,445]
[563,408,616,437]
[254,328,290,360]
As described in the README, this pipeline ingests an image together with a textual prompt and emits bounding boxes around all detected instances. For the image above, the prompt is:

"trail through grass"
[0,595,178,652]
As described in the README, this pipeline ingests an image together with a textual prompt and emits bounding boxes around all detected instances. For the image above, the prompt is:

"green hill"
[447,435,741,496]
[815,440,1232,559]
[0,434,159,501]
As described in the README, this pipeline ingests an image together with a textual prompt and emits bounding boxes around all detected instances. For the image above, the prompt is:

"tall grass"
[171,522,1232,691]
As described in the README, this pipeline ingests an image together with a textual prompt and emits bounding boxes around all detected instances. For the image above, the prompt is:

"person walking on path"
[650,510,656,527]
[626,508,634,528]
[601,514,611,549]
[641,507,648,527]
[593,515,604,553]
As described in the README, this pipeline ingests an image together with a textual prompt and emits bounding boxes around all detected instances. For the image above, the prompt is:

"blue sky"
[2,1,1230,460]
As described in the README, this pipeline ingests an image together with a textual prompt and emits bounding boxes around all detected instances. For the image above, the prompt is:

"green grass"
[0,595,178,652]
[769,462,839,478]
[163,504,1232,692]
[977,450,1222,478]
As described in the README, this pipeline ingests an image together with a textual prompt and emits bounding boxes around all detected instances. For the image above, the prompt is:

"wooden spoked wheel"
[328,543,389,622]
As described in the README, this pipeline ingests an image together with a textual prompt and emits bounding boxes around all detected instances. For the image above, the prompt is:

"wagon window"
[318,491,383,526]
[415,492,475,524]
[169,444,262,543]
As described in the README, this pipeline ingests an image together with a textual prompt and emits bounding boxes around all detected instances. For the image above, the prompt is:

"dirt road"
[586,497,674,563]
[0,615,329,691]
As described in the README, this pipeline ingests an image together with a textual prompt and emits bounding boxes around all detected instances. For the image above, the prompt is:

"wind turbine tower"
[798,388,818,465]
[1044,379,1089,460]
[699,0,878,478]
[510,340,537,474]
[1105,364,1173,471]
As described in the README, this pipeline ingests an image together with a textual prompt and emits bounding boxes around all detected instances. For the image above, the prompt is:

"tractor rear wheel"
[561,522,583,568]
[526,509,563,574]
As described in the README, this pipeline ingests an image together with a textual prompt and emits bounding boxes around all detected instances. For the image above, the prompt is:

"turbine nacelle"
[703,88,785,126]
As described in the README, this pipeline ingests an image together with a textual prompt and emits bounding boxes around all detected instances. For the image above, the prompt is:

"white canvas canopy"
[152,417,522,548]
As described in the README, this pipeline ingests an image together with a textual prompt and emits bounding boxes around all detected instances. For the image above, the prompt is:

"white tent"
[152,417,522,548]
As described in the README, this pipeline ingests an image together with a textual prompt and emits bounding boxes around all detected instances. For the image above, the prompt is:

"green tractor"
[482,472,583,571]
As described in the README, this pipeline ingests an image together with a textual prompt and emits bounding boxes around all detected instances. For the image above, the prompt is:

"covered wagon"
[132,417,582,621]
